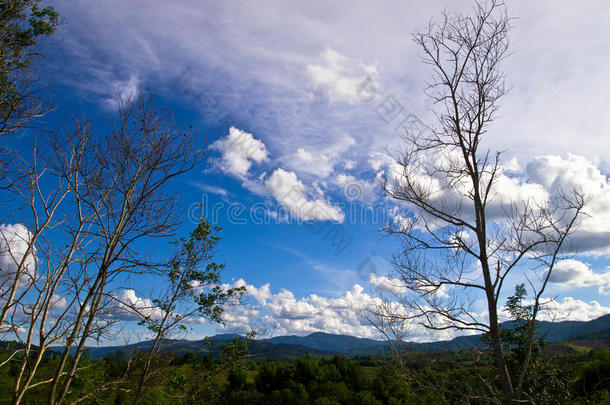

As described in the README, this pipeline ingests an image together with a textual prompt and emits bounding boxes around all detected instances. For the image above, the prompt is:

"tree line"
[3,344,608,404]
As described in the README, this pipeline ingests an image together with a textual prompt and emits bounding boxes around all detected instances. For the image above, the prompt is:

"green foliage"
[137,218,246,343]
[2,345,610,404]
[170,218,245,324]
[499,284,569,404]
[572,349,610,402]
[500,284,543,362]
[0,0,58,122]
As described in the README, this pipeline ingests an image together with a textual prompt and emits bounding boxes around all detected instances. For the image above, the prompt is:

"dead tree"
[0,93,201,404]
[0,125,95,405]
[46,94,200,405]
[373,2,587,404]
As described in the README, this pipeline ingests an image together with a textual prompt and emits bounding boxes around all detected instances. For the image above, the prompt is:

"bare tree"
[46,94,200,405]
[371,1,587,404]
[0,93,202,405]
[0,125,94,405]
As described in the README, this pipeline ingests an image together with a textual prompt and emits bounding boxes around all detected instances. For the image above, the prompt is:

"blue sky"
[3,0,610,343]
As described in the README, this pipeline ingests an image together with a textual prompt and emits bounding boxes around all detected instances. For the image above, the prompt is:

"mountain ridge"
[24,313,609,359]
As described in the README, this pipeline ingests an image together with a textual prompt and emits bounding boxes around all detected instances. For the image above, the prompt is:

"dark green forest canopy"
[1,344,608,404]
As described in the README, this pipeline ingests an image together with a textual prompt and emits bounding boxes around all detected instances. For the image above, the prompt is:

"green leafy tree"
[501,284,539,356]
[498,284,569,404]
[130,219,247,404]
[574,349,610,401]
[0,0,58,135]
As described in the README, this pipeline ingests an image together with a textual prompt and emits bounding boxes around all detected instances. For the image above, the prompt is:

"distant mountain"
[74,336,336,360]
[533,314,610,342]
[269,332,385,354]
[260,314,610,355]
[249,341,337,359]
[33,313,610,360]
[573,326,610,345]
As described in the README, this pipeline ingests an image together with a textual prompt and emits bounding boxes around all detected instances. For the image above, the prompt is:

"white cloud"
[232,279,272,304]
[369,151,393,172]
[343,160,356,170]
[0,324,26,334]
[220,279,479,342]
[524,154,610,255]
[598,284,610,296]
[306,48,378,104]
[488,172,548,210]
[376,151,610,255]
[387,205,412,233]
[289,147,335,178]
[527,154,610,231]
[211,127,268,177]
[368,273,407,295]
[539,296,610,322]
[375,149,550,231]
[50,294,67,310]
[527,154,607,196]
[549,259,610,293]
[286,135,356,179]
[221,279,383,338]
[334,174,375,202]
[192,182,229,197]
[0,224,36,291]
[219,277,610,341]
[264,168,344,222]
[104,74,140,108]
[112,289,165,322]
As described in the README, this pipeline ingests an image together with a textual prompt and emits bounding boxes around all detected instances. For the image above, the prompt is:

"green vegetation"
[1,343,608,404]
[0,0,58,135]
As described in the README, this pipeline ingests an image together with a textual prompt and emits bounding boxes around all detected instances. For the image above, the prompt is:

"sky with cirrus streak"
[2,0,608,343]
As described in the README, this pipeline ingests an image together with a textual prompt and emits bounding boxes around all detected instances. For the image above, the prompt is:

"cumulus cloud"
[221,278,383,338]
[377,149,551,208]
[211,127,268,177]
[387,205,413,233]
[50,294,67,310]
[526,155,610,253]
[368,273,407,295]
[521,154,610,256]
[289,147,335,178]
[0,224,36,291]
[598,284,610,296]
[539,296,610,322]
[218,276,610,341]
[264,168,344,222]
[306,48,378,104]
[220,279,464,342]
[375,151,610,255]
[549,259,610,294]
[112,289,165,322]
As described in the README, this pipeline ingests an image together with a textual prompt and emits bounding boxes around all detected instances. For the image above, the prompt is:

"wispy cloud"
[306,48,378,104]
